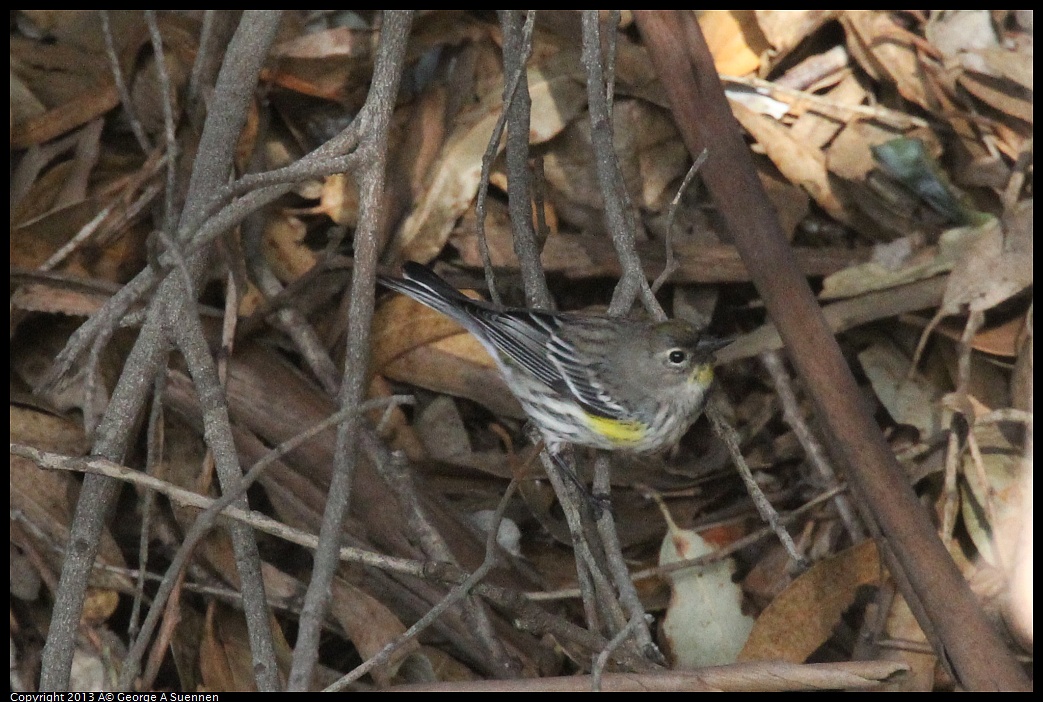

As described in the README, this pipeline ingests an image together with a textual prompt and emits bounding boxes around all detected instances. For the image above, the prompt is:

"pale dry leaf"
[272,25,374,60]
[843,11,950,114]
[858,338,949,437]
[718,275,947,363]
[938,204,1032,317]
[729,100,846,222]
[820,223,984,300]
[1003,460,1032,651]
[957,70,1033,124]
[755,10,837,56]
[9,283,110,319]
[69,645,110,693]
[723,84,791,120]
[788,74,868,151]
[925,10,999,58]
[959,422,1026,568]
[395,45,587,263]
[969,47,1034,91]
[660,518,753,668]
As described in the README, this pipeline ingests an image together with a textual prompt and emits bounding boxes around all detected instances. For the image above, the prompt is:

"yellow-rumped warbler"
[378,262,727,453]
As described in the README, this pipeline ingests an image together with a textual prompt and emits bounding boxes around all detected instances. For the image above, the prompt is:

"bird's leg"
[545,444,612,520]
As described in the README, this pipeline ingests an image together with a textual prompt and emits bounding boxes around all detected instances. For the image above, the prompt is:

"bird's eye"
[667,349,688,365]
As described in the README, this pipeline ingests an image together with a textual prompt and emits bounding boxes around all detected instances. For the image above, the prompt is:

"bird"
[378,262,727,454]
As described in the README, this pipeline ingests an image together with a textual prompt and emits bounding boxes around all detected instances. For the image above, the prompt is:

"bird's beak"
[697,335,735,360]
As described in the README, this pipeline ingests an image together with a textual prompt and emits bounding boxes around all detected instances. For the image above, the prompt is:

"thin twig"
[761,350,865,542]
[498,10,552,310]
[593,455,661,662]
[592,613,648,692]
[650,150,707,295]
[288,11,414,690]
[327,481,521,690]
[144,10,179,239]
[705,398,809,568]
[473,11,539,307]
[376,447,517,675]
[129,375,167,642]
[39,13,286,692]
[100,10,152,152]
[580,11,663,320]
[530,485,845,601]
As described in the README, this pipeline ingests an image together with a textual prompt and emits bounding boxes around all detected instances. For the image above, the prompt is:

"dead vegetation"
[10,10,1032,692]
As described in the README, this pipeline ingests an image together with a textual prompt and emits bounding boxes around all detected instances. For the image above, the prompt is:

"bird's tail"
[377,262,482,328]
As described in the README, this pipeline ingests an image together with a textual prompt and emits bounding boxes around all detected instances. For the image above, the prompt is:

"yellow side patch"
[584,413,646,446]
[692,364,714,386]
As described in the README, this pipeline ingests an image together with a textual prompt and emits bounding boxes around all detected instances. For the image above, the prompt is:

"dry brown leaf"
[820,222,983,301]
[264,214,319,284]
[877,588,937,691]
[935,314,1026,358]
[843,11,952,114]
[937,342,1012,413]
[859,338,949,438]
[165,604,206,692]
[10,12,197,148]
[371,295,523,419]
[939,205,1032,317]
[414,395,513,477]
[541,99,689,228]
[199,604,261,691]
[928,12,1032,120]
[330,578,418,686]
[418,646,483,684]
[447,197,531,270]
[970,47,1034,92]
[9,406,128,592]
[755,11,838,57]
[366,374,428,461]
[739,540,881,663]
[394,44,587,263]
[266,25,376,102]
[9,36,119,148]
[729,100,846,222]
[957,70,1033,125]
[154,412,242,589]
[12,156,94,232]
[698,11,769,76]
[960,422,1026,568]
[788,74,868,151]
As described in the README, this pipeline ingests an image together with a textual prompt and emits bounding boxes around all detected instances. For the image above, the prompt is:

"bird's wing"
[468,308,562,388]
[472,310,626,419]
